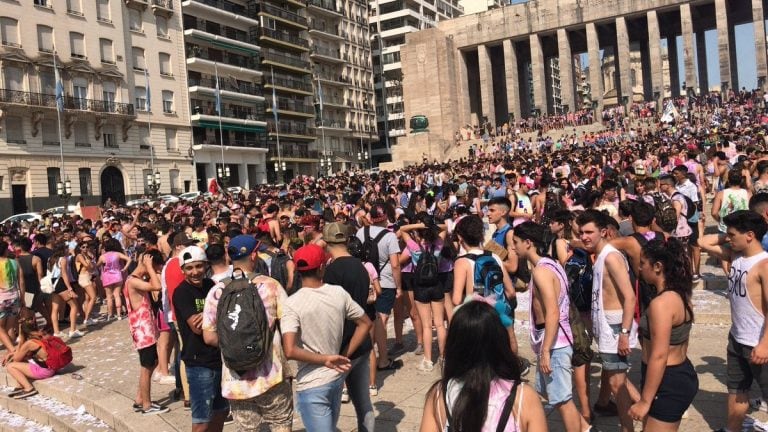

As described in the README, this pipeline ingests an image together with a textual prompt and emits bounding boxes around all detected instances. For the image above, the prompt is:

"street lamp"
[357,150,369,170]
[319,155,332,175]
[217,165,230,187]
[146,170,161,198]
[56,178,72,205]
[274,161,286,182]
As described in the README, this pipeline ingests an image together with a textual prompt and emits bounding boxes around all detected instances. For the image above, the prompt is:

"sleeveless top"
[718,189,750,233]
[591,245,638,354]
[528,258,573,354]
[17,255,40,294]
[102,252,122,274]
[124,275,159,350]
[512,193,532,227]
[442,378,522,432]
[728,251,768,347]
[638,292,692,345]
[0,258,19,301]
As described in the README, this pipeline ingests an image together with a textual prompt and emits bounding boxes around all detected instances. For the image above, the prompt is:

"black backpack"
[362,226,390,274]
[563,248,593,312]
[268,251,291,290]
[414,243,439,287]
[672,192,697,220]
[216,270,275,375]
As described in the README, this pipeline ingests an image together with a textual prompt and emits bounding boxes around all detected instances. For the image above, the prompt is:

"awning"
[195,120,266,133]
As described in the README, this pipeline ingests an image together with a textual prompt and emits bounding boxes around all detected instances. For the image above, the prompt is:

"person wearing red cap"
[281,244,372,431]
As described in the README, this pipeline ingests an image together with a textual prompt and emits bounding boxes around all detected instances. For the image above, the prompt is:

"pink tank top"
[124,276,158,350]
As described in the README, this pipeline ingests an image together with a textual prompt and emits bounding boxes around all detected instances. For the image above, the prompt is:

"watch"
[620,328,630,335]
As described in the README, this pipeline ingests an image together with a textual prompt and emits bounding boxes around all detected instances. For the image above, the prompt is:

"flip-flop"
[7,387,23,398]
[377,359,403,371]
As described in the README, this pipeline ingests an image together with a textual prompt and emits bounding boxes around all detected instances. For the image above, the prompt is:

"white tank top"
[729,251,768,347]
[591,244,638,353]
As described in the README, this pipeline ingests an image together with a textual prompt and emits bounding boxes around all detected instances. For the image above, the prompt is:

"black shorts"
[727,333,768,398]
[138,344,159,368]
[438,272,453,294]
[640,359,698,423]
[414,282,444,303]
[687,221,700,247]
[401,272,415,292]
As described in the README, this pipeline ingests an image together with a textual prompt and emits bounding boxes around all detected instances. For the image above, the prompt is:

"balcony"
[271,122,313,139]
[315,73,351,87]
[310,45,343,63]
[0,89,135,116]
[264,75,313,95]
[307,0,342,17]
[316,95,345,108]
[196,137,269,149]
[268,98,315,116]
[186,46,261,77]
[267,145,319,159]
[259,28,309,51]
[125,0,148,9]
[308,20,343,41]
[261,51,310,73]
[185,0,258,20]
[259,3,307,28]
[189,77,263,97]
[151,0,173,16]
[315,118,350,130]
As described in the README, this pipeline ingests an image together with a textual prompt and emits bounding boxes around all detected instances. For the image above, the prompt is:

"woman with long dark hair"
[420,300,546,432]
[48,242,82,338]
[629,238,697,431]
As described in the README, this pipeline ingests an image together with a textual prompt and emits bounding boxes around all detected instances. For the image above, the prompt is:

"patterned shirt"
[202,273,288,400]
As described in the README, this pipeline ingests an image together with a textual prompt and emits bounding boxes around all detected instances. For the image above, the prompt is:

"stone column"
[586,22,604,112]
[503,39,521,121]
[680,3,698,93]
[239,162,249,189]
[530,34,547,115]
[557,28,575,113]
[715,0,733,92]
[668,36,680,97]
[478,44,495,125]
[696,31,709,93]
[456,50,472,126]
[647,10,664,106]
[615,17,631,108]
[754,0,767,90]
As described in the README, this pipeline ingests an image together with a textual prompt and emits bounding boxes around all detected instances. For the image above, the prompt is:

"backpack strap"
[496,381,521,432]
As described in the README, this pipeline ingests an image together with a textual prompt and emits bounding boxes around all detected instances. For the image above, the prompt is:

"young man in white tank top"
[699,210,768,432]
[576,210,639,432]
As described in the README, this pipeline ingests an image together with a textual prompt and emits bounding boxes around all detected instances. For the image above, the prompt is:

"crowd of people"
[0,88,767,431]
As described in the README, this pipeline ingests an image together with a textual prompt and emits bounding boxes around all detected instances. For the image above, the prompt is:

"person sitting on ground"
[3,322,66,400]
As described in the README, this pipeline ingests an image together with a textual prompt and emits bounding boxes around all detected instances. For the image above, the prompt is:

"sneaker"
[369,385,378,397]
[7,388,24,398]
[692,274,702,283]
[593,400,618,416]
[417,359,435,372]
[752,398,768,413]
[158,374,176,386]
[54,331,68,339]
[68,330,84,338]
[133,402,162,413]
[116,314,124,321]
[519,358,531,377]
[388,342,405,356]
[341,388,350,403]
[141,405,170,416]
[224,413,234,425]
[183,400,190,410]
[12,388,37,399]
[414,343,424,356]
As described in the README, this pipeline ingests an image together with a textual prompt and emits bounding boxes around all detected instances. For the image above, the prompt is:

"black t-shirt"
[33,247,53,271]
[324,256,373,359]
[172,278,222,369]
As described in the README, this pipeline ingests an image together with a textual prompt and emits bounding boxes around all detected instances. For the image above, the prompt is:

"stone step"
[0,406,55,431]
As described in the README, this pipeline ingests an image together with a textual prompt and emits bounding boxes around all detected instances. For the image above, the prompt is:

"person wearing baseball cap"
[282,244,372,431]
[172,246,229,430]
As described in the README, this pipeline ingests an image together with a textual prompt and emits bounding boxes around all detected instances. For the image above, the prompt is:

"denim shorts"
[296,374,345,431]
[534,345,574,405]
[374,288,396,315]
[186,366,230,424]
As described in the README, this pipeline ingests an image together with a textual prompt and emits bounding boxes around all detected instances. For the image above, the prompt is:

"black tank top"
[17,254,40,294]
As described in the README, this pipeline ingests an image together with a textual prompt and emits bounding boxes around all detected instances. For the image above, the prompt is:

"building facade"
[308,0,377,173]
[369,0,463,162]
[0,0,193,217]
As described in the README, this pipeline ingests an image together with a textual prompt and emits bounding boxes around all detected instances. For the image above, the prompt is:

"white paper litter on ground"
[1,386,110,430]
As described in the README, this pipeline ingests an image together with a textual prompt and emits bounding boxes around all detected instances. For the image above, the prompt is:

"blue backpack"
[465,251,514,316]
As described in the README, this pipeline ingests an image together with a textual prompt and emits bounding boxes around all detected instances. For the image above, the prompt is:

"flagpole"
[145,69,154,178]
[215,63,226,184]
[271,66,282,182]
[53,51,65,177]
[317,76,326,166]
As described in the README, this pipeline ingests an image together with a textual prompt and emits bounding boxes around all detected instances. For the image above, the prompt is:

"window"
[42,119,59,145]
[72,77,88,110]
[132,47,145,71]
[47,168,60,196]
[165,128,177,151]
[159,53,172,76]
[129,8,142,32]
[162,90,174,113]
[39,71,55,95]
[103,124,117,148]
[169,169,180,193]
[34,0,51,7]
[97,0,111,22]
[135,86,147,111]
[103,81,116,112]
[74,121,89,146]
[78,168,91,195]
[70,32,86,59]
[156,16,168,37]
[138,126,150,149]
[5,115,24,144]
[0,17,19,47]
[66,0,83,15]
[37,25,53,53]
[4,66,23,91]
[99,38,114,63]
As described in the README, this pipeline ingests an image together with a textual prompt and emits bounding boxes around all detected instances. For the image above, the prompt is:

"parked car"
[126,198,151,207]
[0,212,42,225]
[227,186,243,195]
[156,194,180,204]
[41,205,78,217]
[178,191,201,201]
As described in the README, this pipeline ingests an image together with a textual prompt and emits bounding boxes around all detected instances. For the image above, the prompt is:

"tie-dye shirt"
[201,272,288,399]
[0,258,19,301]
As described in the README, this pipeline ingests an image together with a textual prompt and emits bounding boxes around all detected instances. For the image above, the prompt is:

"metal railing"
[0,89,134,115]
[261,51,310,70]
[259,3,307,26]
[308,20,340,36]
[273,122,311,136]
[311,45,340,59]
[188,77,263,96]
[316,119,347,128]
[264,75,313,92]
[267,145,318,158]
[272,98,314,114]
[307,0,339,13]
[260,28,309,48]
[191,101,265,118]
[152,0,173,9]
[184,19,256,45]
[315,74,351,85]
[186,46,259,69]
[192,0,257,19]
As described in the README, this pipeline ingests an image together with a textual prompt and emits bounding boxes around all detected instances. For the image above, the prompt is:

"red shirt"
[162,256,185,323]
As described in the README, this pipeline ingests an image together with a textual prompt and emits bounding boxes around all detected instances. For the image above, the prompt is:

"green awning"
[189,34,259,56]
[196,120,266,133]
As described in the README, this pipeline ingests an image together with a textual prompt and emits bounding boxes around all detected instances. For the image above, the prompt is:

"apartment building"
[0,0,192,217]
[369,0,462,162]
[308,0,377,173]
